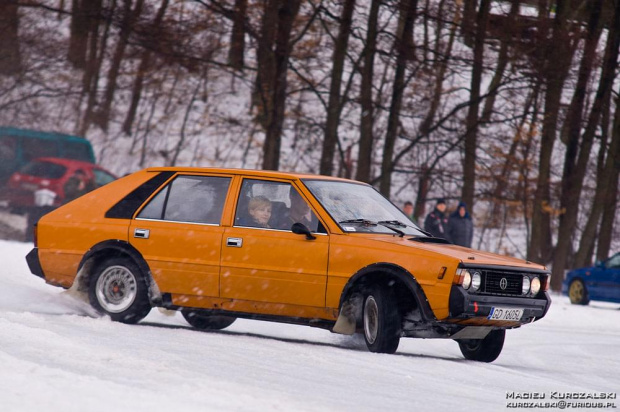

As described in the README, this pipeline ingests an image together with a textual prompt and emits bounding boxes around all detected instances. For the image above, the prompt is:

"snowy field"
[0,239,618,412]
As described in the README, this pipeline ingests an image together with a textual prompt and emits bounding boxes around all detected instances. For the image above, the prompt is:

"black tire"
[568,279,590,305]
[362,285,401,354]
[88,257,152,324]
[181,309,236,330]
[457,329,505,362]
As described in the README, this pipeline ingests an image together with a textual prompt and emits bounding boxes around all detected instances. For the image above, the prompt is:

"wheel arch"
[338,263,436,323]
[76,240,162,305]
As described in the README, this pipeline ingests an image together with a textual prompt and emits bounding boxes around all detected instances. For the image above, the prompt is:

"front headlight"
[462,270,472,289]
[522,276,531,295]
[471,271,482,291]
[531,276,541,295]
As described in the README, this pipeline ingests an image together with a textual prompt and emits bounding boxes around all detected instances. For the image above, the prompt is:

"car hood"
[367,235,547,271]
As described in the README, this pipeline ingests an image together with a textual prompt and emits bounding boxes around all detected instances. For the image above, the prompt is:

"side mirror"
[291,222,316,240]
[595,260,604,268]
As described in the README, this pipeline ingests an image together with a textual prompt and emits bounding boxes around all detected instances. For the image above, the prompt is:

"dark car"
[562,253,620,305]
[0,127,95,185]
[1,157,116,213]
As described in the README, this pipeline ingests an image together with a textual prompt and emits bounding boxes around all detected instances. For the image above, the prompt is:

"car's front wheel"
[362,285,401,354]
[457,329,505,362]
[181,309,236,330]
[568,279,590,305]
[88,257,152,323]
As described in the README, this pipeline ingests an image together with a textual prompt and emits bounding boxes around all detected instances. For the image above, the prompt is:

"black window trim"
[105,171,175,219]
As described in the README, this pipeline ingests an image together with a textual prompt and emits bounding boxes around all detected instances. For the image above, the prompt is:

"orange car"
[26,167,551,362]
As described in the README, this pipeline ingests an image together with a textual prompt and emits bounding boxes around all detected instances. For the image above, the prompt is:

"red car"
[2,157,117,213]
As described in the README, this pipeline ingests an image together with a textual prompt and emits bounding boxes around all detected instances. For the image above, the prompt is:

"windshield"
[303,180,427,236]
[20,161,67,179]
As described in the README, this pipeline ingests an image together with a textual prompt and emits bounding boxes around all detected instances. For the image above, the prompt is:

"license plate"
[21,183,38,191]
[488,307,523,321]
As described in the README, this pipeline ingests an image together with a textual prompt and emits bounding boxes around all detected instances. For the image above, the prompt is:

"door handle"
[227,237,242,247]
[134,228,150,239]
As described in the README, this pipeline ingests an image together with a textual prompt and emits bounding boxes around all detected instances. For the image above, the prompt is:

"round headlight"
[471,271,482,291]
[462,270,472,289]
[522,276,531,295]
[531,277,541,295]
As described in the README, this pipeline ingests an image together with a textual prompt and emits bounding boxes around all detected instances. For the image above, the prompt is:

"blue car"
[562,252,620,305]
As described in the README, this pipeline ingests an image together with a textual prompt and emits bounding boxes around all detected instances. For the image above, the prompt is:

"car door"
[603,253,620,301]
[220,178,329,308]
[129,173,232,298]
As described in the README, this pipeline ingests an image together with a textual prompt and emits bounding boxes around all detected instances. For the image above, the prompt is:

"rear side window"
[0,136,17,160]
[22,138,58,161]
[137,175,231,225]
[61,140,94,162]
[20,161,67,179]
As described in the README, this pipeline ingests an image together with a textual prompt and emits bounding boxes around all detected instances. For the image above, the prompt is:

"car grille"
[481,270,523,296]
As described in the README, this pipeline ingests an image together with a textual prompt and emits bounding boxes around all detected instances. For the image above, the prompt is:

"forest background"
[1,0,619,291]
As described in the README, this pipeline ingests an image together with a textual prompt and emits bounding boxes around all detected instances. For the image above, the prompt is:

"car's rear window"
[19,161,67,179]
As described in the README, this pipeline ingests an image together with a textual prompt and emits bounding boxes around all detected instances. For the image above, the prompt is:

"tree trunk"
[95,0,145,131]
[461,0,476,47]
[461,0,490,208]
[228,0,247,71]
[355,0,381,183]
[262,0,302,170]
[319,0,356,176]
[122,0,169,135]
[480,0,519,123]
[253,0,280,130]
[550,0,620,291]
[0,0,21,75]
[528,0,572,264]
[68,0,89,68]
[379,0,417,197]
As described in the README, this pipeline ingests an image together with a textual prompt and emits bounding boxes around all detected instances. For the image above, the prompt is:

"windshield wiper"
[377,221,405,237]
[339,219,377,226]
[339,219,405,237]
[377,220,407,227]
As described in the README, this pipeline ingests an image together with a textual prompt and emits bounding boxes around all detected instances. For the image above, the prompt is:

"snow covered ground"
[0,239,618,412]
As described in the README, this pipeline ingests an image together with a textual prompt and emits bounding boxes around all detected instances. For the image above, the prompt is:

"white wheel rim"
[364,295,379,345]
[96,265,137,313]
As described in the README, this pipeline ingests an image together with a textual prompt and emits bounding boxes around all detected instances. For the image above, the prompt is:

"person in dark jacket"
[424,198,450,241]
[448,201,474,248]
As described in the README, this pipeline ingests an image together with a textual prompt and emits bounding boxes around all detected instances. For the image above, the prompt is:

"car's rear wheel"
[457,329,505,362]
[362,285,401,354]
[89,257,151,324]
[181,309,236,330]
[568,279,590,305]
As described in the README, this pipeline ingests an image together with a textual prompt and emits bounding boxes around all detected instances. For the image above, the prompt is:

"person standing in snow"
[448,201,474,248]
[424,198,450,241]
[402,201,414,221]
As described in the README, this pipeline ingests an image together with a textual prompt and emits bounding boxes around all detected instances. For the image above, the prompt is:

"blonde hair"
[248,196,271,211]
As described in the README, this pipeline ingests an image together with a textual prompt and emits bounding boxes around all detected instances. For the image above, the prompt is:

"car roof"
[32,157,103,169]
[145,166,367,183]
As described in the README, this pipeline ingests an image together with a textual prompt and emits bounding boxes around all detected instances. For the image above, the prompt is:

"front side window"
[606,253,620,269]
[22,138,58,161]
[137,175,231,225]
[62,140,93,162]
[303,179,426,236]
[234,179,322,232]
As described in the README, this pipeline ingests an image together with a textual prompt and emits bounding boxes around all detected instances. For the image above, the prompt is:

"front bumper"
[448,285,551,324]
[26,248,45,279]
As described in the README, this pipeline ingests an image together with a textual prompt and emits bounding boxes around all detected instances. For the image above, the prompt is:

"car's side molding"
[77,240,162,305]
[332,263,436,335]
